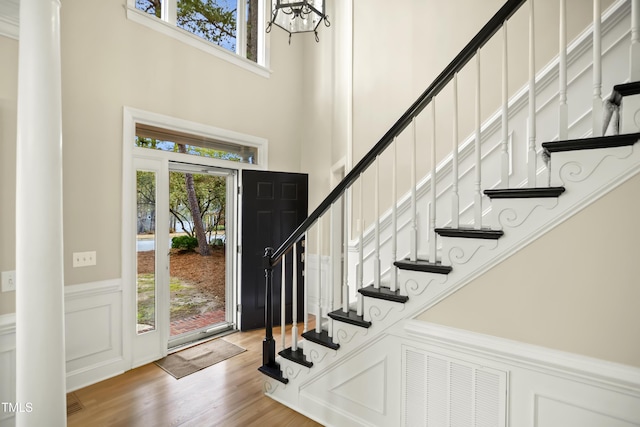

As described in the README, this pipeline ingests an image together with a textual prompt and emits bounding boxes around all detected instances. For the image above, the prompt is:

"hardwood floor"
[67,324,322,427]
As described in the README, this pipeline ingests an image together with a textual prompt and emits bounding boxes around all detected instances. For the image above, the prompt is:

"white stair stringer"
[264,137,640,426]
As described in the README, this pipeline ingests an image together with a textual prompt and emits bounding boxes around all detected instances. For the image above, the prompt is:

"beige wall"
[0,36,17,315]
[419,173,640,368]
[0,0,306,314]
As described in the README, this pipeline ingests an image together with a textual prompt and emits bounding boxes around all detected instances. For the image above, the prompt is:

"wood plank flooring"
[67,324,322,427]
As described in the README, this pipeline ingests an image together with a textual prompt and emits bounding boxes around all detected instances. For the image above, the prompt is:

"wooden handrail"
[269,0,527,265]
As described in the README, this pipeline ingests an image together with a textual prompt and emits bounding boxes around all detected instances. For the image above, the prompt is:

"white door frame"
[122,107,267,369]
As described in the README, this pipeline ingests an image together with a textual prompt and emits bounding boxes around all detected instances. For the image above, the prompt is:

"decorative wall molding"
[64,279,126,391]
[402,321,640,427]
[0,279,127,407]
[404,321,640,393]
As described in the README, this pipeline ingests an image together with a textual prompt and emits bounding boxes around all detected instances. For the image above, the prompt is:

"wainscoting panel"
[299,335,403,427]
[64,279,126,391]
[404,321,640,427]
[0,314,16,427]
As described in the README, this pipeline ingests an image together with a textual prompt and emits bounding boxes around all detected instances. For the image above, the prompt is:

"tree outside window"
[135,0,259,63]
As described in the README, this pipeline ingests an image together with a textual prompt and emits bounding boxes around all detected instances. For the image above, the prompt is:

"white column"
[16,0,66,426]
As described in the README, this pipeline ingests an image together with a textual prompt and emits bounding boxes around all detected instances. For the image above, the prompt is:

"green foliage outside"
[171,235,199,252]
[134,0,259,62]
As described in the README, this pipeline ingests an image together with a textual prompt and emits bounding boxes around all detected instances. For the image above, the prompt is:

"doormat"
[155,339,246,379]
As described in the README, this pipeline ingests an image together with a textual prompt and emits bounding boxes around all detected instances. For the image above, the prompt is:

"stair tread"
[435,227,504,239]
[328,308,372,328]
[394,259,452,274]
[258,363,289,384]
[484,186,566,199]
[279,347,313,368]
[359,285,409,303]
[613,81,640,98]
[301,329,340,350]
[541,133,640,153]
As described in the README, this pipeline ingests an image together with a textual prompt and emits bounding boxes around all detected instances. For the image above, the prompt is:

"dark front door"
[240,170,308,331]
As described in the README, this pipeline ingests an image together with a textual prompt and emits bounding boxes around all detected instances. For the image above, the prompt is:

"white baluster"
[528,0,537,187]
[452,74,460,228]
[592,0,603,137]
[631,0,640,80]
[342,190,350,313]
[391,137,398,292]
[316,221,322,334]
[474,50,483,229]
[357,176,364,316]
[410,118,418,261]
[281,253,286,350]
[501,22,510,188]
[559,0,568,141]
[429,100,437,263]
[291,243,298,351]
[374,156,381,288]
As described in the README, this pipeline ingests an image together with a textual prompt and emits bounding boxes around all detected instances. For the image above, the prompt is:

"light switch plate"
[1,270,16,292]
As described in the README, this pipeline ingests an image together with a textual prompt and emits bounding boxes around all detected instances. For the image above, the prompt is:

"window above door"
[136,123,259,164]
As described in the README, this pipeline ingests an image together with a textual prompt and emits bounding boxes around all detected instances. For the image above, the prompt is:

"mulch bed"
[137,246,226,319]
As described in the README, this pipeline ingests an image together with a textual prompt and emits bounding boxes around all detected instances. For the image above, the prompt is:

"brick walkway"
[170,309,226,336]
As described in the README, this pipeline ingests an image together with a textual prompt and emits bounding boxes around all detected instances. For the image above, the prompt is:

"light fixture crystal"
[267,0,330,43]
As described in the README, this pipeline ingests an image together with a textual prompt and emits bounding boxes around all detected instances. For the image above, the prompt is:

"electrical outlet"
[73,251,97,268]
[1,270,16,292]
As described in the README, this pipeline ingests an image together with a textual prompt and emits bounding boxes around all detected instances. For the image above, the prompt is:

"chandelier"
[266,0,330,43]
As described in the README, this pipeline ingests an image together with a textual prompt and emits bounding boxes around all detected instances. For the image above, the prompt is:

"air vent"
[403,347,507,426]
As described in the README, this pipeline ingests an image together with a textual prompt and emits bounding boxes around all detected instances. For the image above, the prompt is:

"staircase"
[258,0,640,425]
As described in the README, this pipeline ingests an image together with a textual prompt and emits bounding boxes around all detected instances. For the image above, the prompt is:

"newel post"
[262,247,276,368]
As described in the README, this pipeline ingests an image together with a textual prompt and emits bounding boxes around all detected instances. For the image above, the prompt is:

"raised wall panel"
[405,321,640,427]
[535,395,639,427]
[64,280,125,391]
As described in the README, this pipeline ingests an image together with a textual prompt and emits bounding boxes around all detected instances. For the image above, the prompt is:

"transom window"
[129,0,267,72]
[136,123,259,164]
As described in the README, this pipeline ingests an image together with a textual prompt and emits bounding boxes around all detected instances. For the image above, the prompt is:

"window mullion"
[236,0,247,58]
[164,0,177,26]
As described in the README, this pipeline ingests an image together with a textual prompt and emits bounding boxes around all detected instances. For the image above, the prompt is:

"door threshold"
[168,324,237,354]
